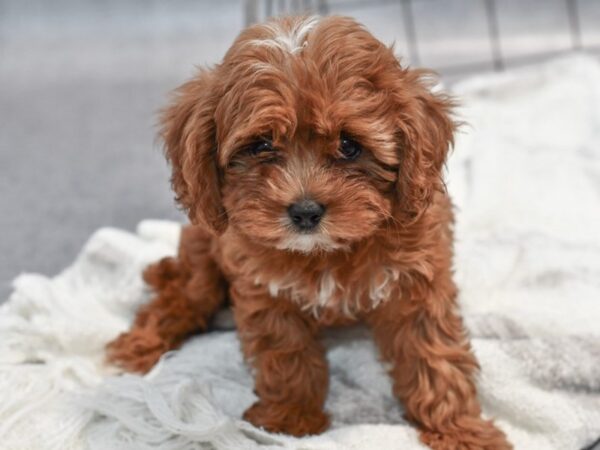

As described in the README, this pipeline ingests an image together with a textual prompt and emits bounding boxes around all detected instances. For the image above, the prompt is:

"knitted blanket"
[1,55,600,450]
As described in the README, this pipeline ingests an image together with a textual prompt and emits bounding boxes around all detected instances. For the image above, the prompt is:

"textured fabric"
[1,55,600,450]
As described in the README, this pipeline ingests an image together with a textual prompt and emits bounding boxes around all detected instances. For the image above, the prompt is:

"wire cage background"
[245,0,600,80]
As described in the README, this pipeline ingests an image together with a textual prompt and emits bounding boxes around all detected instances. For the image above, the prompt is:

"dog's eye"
[247,140,275,156]
[339,136,362,161]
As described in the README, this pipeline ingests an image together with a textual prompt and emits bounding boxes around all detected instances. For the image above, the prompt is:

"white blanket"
[1,55,600,450]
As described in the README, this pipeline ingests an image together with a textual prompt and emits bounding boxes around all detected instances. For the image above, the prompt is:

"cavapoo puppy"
[107,15,511,450]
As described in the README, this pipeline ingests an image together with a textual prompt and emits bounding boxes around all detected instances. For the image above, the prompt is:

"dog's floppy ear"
[160,69,228,234]
[392,68,456,221]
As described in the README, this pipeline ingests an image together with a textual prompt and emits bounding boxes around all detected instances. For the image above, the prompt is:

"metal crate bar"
[245,0,599,76]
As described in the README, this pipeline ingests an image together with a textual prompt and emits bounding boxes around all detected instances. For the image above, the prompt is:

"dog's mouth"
[275,232,347,253]
[273,199,345,253]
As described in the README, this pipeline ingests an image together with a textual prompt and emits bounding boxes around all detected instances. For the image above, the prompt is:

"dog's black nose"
[288,200,325,231]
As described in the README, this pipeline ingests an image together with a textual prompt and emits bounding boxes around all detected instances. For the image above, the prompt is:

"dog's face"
[162,16,454,253]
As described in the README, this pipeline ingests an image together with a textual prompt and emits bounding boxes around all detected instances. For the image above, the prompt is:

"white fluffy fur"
[368,267,399,309]
[248,16,319,54]
[317,272,336,307]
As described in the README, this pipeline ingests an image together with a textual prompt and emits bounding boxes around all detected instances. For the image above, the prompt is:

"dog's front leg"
[231,282,330,436]
[367,273,511,450]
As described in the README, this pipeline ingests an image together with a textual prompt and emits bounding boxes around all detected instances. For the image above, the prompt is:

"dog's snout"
[288,200,325,231]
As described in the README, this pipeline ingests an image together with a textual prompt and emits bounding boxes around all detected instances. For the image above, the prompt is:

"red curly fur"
[106,16,511,449]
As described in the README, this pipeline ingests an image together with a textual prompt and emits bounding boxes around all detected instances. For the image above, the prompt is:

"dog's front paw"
[243,401,329,437]
[106,327,168,373]
[420,418,511,450]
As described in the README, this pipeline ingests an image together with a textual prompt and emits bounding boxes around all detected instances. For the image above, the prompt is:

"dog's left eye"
[339,136,362,161]
[247,140,275,156]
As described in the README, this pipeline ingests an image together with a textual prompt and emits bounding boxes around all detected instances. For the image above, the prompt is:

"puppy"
[107,16,511,450]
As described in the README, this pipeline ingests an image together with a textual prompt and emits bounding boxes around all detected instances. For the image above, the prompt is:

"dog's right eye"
[246,140,275,156]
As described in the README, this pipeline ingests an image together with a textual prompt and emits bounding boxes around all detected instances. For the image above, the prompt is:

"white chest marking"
[266,267,399,318]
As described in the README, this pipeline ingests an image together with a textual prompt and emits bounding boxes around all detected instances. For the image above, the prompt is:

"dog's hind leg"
[106,225,226,373]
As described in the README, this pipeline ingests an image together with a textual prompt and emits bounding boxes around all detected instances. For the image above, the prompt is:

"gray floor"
[2,0,600,303]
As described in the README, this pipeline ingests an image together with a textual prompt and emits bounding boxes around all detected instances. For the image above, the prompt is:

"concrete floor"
[1,0,599,302]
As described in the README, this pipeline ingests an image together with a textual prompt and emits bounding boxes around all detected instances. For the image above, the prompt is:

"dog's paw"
[243,401,329,437]
[105,328,167,373]
[420,418,512,450]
